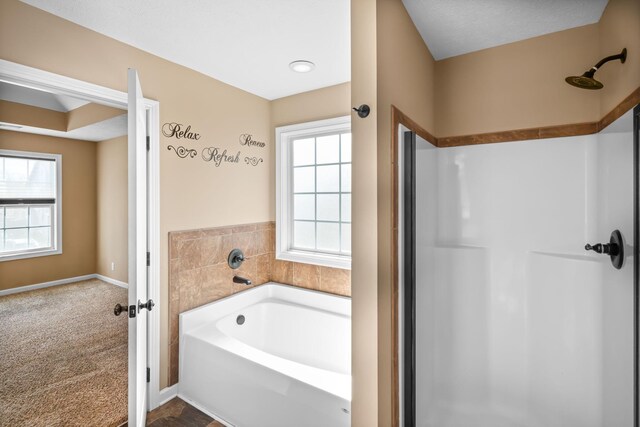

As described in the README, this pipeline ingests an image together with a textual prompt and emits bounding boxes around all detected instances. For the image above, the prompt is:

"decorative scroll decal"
[167,145,198,158]
[202,147,241,167]
[239,134,266,148]
[244,157,264,166]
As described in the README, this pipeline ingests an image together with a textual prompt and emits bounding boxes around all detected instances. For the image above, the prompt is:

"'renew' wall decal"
[162,122,201,140]
[202,147,241,167]
[167,145,198,158]
[244,157,264,166]
[239,134,266,148]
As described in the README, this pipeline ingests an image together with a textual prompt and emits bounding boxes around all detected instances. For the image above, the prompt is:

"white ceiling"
[20,0,351,100]
[0,81,89,112]
[402,0,609,60]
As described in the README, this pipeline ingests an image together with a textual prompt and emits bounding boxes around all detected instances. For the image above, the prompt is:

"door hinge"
[146,251,150,266]
[146,367,150,383]
[146,135,150,151]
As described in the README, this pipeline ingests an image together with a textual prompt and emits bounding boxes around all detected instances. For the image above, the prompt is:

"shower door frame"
[402,130,417,427]
[391,106,438,427]
[634,103,640,427]
[397,103,640,427]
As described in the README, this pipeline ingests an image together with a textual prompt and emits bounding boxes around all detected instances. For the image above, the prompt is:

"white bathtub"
[178,282,351,427]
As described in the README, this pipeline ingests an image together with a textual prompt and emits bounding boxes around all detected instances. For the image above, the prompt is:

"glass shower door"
[402,106,638,427]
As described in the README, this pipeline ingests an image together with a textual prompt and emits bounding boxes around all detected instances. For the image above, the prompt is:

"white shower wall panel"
[597,131,634,426]
[414,131,634,427]
[527,252,603,427]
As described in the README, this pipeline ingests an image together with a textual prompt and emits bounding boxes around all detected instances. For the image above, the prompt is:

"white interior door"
[128,68,148,427]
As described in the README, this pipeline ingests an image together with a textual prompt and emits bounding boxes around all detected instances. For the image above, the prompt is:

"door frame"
[0,59,164,411]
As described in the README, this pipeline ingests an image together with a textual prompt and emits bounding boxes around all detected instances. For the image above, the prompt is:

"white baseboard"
[0,274,96,297]
[0,273,128,296]
[156,384,179,407]
[95,274,129,289]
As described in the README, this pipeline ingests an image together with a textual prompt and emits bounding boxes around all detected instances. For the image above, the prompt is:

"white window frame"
[0,149,62,262]
[276,115,351,270]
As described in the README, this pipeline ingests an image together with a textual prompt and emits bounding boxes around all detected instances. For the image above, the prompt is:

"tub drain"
[236,314,245,325]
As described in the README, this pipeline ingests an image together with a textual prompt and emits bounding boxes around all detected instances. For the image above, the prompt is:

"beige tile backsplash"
[168,221,351,385]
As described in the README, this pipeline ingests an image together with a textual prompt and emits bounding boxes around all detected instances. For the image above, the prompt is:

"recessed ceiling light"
[289,60,315,73]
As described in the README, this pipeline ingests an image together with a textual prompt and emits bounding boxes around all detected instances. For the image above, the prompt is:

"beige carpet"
[0,279,128,427]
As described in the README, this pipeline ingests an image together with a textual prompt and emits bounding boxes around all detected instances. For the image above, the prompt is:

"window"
[276,116,351,269]
[0,150,62,261]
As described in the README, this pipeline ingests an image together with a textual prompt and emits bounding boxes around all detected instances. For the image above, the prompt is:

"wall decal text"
[202,147,241,167]
[167,145,198,158]
[163,122,201,140]
[239,134,266,148]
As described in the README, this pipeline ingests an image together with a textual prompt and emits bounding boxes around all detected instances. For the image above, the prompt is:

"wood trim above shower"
[391,106,437,146]
[599,86,640,130]
[437,122,601,147]
[393,86,640,148]
[439,86,640,147]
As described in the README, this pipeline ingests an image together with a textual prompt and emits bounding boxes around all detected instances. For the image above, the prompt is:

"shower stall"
[399,105,639,427]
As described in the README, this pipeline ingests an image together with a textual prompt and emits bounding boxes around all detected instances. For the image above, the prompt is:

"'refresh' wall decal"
[202,147,241,166]
[162,121,265,166]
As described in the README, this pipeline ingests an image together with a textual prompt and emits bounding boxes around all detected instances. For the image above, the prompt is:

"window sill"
[0,248,62,262]
[276,249,351,270]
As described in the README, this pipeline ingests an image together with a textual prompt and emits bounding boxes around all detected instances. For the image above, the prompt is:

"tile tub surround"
[168,221,351,385]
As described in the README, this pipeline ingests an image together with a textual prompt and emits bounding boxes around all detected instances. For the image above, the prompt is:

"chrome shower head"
[565,48,626,90]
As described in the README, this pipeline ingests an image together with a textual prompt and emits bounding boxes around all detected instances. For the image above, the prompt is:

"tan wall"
[435,24,601,137]
[0,100,67,131]
[0,130,97,290]
[375,0,436,424]
[434,0,640,138]
[270,82,352,128]
[0,0,271,389]
[351,0,379,425]
[96,136,128,283]
[67,103,125,131]
[598,0,640,115]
